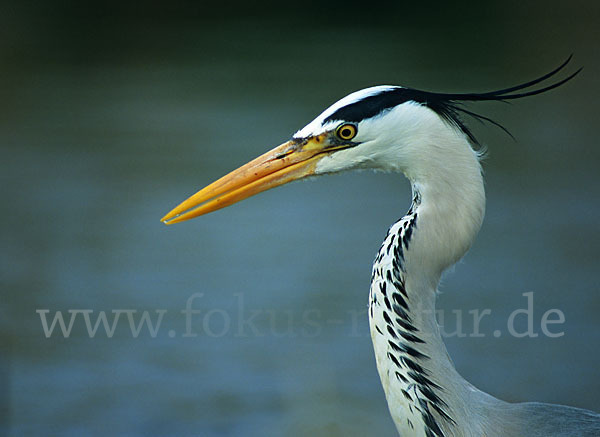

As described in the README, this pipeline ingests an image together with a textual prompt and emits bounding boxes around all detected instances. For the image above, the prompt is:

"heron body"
[162,58,600,436]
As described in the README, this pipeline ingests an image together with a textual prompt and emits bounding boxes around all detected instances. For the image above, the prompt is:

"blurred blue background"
[1,1,599,435]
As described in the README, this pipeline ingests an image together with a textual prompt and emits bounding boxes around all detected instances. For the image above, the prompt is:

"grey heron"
[162,57,600,436]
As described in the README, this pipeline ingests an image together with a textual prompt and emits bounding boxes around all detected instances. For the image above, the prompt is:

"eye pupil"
[341,128,351,137]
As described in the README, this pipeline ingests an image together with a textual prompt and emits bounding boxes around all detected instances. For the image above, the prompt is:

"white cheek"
[314,142,377,174]
[314,152,349,174]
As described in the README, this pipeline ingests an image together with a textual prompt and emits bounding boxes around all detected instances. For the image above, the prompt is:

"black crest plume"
[418,55,581,144]
[324,56,581,146]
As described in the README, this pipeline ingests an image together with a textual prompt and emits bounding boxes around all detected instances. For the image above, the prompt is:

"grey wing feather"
[511,402,600,436]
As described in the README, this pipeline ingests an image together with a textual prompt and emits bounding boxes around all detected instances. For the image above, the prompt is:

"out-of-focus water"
[2,6,599,436]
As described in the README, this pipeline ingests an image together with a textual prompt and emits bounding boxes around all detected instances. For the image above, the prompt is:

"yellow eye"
[336,123,357,140]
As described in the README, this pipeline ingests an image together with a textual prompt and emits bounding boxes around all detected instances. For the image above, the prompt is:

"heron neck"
[369,135,489,435]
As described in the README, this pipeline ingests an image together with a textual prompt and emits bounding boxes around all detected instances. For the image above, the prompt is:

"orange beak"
[161,134,342,224]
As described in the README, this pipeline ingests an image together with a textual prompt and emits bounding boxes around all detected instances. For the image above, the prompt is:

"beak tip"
[160,212,177,225]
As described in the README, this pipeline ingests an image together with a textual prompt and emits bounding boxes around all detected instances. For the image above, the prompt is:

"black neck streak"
[370,194,455,437]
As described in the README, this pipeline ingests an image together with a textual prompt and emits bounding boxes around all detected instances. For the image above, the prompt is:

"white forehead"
[294,85,399,138]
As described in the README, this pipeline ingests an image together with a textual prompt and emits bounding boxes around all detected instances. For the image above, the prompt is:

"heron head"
[161,57,579,224]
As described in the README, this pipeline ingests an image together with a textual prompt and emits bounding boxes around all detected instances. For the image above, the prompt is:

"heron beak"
[161,135,337,224]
